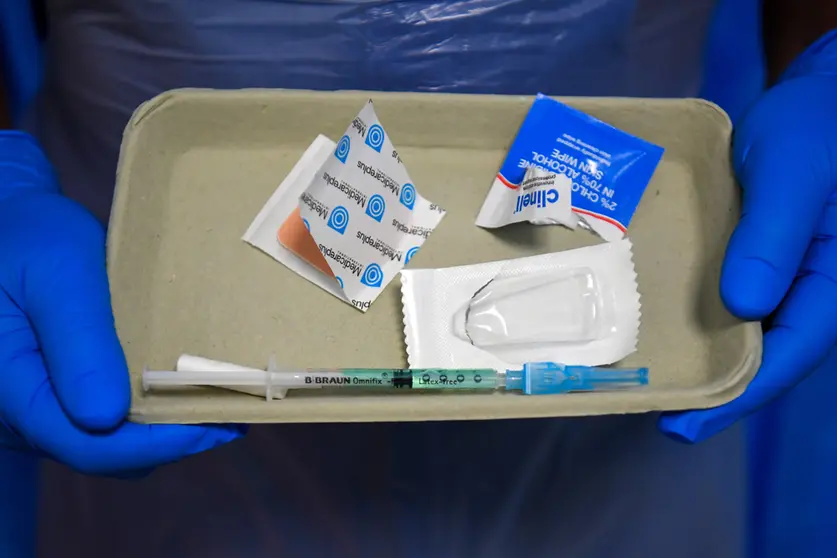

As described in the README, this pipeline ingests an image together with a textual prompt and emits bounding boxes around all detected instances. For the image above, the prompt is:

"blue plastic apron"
[5,1,826,557]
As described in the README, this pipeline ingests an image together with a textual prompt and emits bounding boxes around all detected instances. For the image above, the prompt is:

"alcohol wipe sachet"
[400,239,641,370]
[476,94,664,241]
[475,166,578,229]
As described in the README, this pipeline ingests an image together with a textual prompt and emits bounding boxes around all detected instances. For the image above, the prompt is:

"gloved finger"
[660,234,837,443]
[103,424,249,479]
[0,350,242,475]
[722,117,835,320]
[21,196,130,431]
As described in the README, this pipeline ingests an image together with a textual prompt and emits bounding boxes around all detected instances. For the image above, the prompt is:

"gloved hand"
[660,30,837,442]
[0,131,243,475]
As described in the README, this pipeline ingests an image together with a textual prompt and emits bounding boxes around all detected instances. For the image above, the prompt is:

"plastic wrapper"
[453,267,603,347]
[400,239,641,370]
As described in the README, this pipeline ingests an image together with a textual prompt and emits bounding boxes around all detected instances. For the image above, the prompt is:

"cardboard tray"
[108,89,762,423]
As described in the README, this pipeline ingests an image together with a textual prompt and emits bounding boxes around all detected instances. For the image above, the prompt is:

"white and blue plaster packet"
[244,100,445,313]
[476,94,664,241]
[300,101,446,310]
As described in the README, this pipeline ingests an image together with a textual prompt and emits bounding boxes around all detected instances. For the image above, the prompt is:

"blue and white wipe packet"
[476,94,664,241]
[476,165,579,230]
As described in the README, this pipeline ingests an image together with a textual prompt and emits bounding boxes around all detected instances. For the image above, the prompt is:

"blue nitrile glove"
[660,30,837,443]
[0,131,244,475]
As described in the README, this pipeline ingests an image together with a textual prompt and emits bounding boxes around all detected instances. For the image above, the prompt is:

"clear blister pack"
[400,239,641,370]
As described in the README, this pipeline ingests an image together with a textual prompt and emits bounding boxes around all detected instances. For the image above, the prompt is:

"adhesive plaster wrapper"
[478,94,664,241]
[476,166,577,229]
[244,101,446,312]
[400,239,640,370]
[243,135,343,300]
[298,101,445,311]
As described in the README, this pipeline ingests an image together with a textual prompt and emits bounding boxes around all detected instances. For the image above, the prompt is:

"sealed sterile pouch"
[244,101,446,312]
[476,94,664,241]
[400,239,640,370]
[475,166,578,229]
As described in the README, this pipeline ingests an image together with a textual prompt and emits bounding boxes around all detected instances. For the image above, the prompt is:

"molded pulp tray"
[108,89,762,424]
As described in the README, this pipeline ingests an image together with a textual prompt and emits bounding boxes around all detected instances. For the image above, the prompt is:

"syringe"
[142,357,648,400]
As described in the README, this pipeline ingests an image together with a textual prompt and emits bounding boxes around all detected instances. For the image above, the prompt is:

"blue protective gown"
[1,1,833,557]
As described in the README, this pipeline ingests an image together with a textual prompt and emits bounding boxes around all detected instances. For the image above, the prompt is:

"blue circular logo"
[365,194,386,222]
[302,218,310,231]
[365,124,385,152]
[327,206,350,234]
[360,263,384,288]
[405,246,419,264]
[400,183,416,210]
[335,276,344,289]
[335,135,351,163]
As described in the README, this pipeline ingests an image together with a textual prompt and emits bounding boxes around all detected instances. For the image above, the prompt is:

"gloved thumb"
[4,192,130,432]
[721,77,837,320]
[1,134,128,431]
